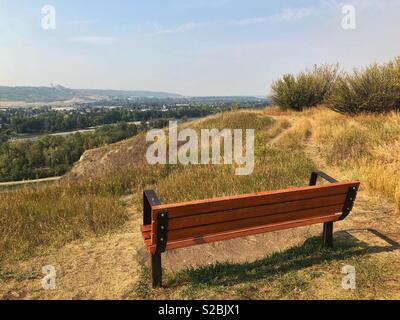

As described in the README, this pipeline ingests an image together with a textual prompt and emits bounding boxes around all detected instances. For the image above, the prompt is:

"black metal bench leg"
[322,222,333,248]
[151,252,162,288]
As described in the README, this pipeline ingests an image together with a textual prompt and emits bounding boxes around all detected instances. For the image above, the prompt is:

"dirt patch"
[67,133,148,179]
[162,227,319,270]
[0,205,143,300]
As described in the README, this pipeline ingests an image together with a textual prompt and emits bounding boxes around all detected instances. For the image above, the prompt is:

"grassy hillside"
[1,107,400,299]
[0,86,76,103]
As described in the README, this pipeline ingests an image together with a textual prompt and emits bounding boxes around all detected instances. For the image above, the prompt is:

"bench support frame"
[309,171,338,248]
[151,252,162,288]
[144,190,165,288]
[322,222,333,248]
[309,171,358,248]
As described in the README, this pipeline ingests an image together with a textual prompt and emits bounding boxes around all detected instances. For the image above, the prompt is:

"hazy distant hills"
[0,86,76,103]
[0,85,182,104]
[76,88,182,99]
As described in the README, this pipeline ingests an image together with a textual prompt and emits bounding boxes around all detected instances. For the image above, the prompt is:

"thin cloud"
[227,7,315,26]
[69,36,118,45]
[68,19,98,26]
[275,7,315,21]
[176,0,231,8]
[154,21,216,35]
[152,6,315,35]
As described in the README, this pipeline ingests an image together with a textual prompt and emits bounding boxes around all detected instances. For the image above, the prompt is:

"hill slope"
[1,107,400,300]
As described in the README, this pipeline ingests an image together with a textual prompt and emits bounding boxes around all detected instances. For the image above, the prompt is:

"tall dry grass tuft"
[191,110,275,131]
[154,147,315,205]
[0,185,127,262]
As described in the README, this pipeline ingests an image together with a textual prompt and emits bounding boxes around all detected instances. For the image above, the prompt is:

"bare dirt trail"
[0,176,62,187]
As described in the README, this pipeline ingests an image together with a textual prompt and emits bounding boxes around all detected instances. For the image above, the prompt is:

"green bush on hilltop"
[328,58,400,114]
[270,64,339,111]
[271,58,400,114]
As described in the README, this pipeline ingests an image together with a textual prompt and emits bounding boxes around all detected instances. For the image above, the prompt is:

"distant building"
[52,106,76,112]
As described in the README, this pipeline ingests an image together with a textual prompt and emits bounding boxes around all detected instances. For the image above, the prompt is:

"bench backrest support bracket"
[155,212,169,254]
[339,186,358,221]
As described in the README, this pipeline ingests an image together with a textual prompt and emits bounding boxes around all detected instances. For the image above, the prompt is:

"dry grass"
[0,164,167,264]
[0,111,314,265]
[278,106,400,211]
[2,108,400,300]
[152,111,314,204]
[154,149,315,205]
[3,107,398,266]
[0,187,126,263]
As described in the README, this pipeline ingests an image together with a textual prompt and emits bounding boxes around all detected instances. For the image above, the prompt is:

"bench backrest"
[146,181,359,253]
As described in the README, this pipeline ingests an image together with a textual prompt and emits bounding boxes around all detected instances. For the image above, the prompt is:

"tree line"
[0,122,156,182]
[4,105,227,135]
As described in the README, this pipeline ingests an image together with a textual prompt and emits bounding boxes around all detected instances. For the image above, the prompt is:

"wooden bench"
[141,171,360,288]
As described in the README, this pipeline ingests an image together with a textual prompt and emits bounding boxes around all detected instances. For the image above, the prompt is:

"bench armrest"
[143,190,161,225]
[309,171,338,186]
[309,172,359,221]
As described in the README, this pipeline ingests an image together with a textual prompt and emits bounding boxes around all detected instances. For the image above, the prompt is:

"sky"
[0,0,400,96]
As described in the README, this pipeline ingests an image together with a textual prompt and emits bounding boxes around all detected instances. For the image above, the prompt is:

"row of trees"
[0,122,141,182]
[7,105,227,135]
[270,57,400,114]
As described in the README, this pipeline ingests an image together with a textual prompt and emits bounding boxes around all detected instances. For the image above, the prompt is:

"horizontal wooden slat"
[167,204,343,242]
[168,193,347,231]
[152,181,359,219]
[148,213,341,253]
[142,232,151,241]
[141,225,151,233]
[145,239,151,248]
[141,225,151,241]
[143,232,151,240]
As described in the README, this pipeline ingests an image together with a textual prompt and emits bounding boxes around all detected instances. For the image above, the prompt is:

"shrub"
[270,64,339,111]
[329,58,400,114]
